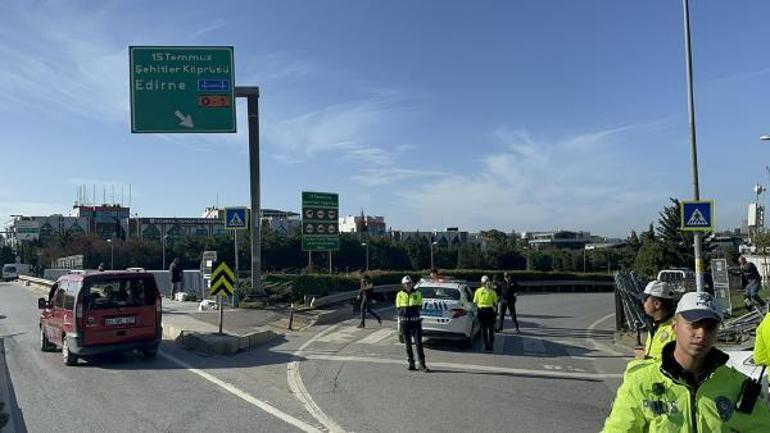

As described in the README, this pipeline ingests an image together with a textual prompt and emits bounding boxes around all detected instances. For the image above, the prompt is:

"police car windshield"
[418,286,461,300]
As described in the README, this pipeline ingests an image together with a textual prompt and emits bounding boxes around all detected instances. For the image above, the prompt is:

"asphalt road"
[293,292,630,433]
[1,281,631,432]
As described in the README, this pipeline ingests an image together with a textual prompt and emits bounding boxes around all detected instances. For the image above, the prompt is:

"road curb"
[163,322,279,355]
[0,340,19,433]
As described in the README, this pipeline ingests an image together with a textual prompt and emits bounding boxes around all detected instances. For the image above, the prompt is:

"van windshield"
[3,265,16,273]
[84,277,157,310]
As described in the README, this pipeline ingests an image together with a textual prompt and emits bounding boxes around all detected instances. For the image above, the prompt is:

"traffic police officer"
[602,292,770,432]
[396,275,428,372]
[638,280,677,361]
[474,275,498,352]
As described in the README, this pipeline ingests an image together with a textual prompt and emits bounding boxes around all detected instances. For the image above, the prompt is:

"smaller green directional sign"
[302,191,339,252]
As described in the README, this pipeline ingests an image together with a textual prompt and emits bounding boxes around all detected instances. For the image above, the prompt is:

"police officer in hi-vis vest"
[637,280,677,361]
[396,275,429,372]
[474,275,498,352]
[603,292,770,432]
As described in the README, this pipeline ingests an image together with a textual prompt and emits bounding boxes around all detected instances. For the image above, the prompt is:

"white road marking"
[302,353,622,380]
[587,313,627,357]
[315,327,361,344]
[159,351,322,433]
[356,328,395,345]
[288,324,348,433]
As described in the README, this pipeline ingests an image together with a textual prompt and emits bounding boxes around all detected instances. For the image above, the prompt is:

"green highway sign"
[130,46,236,133]
[302,191,339,252]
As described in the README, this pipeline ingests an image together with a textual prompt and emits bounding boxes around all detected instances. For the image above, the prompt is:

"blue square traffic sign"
[680,200,714,232]
[224,207,248,230]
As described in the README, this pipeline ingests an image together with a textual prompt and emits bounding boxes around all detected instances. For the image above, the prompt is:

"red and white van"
[38,270,162,366]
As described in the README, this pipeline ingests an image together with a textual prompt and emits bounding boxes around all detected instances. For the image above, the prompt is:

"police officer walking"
[496,272,521,333]
[474,275,498,352]
[638,280,677,361]
[602,292,770,431]
[357,270,381,328]
[396,275,428,372]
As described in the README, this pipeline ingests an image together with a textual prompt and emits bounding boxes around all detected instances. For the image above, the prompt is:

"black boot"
[418,363,430,373]
[407,360,416,371]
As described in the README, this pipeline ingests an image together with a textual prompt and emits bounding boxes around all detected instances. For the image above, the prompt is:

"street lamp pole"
[682,0,704,293]
[107,239,114,270]
[162,235,168,270]
[361,242,369,271]
[430,241,438,270]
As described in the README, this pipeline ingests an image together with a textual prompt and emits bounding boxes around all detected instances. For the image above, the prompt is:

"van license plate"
[105,317,136,326]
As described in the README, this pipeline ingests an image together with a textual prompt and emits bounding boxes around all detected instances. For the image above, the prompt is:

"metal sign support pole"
[233,230,239,307]
[235,86,263,296]
[682,0,704,293]
[329,251,332,273]
[308,252,313,272]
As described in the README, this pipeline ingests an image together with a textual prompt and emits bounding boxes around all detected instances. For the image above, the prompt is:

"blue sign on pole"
[224,207,248,230]
[680,200,714,232]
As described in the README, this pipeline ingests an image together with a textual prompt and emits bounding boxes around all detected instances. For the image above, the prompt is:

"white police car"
[414,278,479,347]
[724,348,769,403]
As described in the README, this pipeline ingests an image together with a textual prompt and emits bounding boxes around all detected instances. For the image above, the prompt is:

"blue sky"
[2,0,770,238]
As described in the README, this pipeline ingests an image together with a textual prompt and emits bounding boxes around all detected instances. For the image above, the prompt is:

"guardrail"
[309,279,615,308]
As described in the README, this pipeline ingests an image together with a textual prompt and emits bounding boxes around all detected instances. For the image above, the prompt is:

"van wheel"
[142,346,158,358]
[62,336,78,366]
[40,328,51,352]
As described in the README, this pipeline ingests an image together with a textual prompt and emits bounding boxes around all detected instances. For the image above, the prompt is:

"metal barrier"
[309,279,615,309]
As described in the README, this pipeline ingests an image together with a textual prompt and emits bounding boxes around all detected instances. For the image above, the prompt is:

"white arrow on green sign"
[130,46,236,133]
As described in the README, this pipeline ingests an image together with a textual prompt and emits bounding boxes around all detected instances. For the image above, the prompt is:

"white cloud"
[395,121,670,235]
[264,92,414,166]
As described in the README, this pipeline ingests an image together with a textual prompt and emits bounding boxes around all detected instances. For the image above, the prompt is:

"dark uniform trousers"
[497,299,519,331]
[402,319,425,365]
[478,307,496,350]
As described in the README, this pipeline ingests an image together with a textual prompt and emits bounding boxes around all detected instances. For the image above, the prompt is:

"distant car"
[656,268,696,294]
[724,348,769,403]
[412,278,479,347]
[2,264,18,281]
[38,270,162,366]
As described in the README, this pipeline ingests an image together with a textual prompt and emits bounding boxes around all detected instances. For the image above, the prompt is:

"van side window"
[64,281,77,310]
[54,285,66,308]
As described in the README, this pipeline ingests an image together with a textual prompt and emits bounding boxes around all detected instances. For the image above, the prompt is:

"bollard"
[288,303,294,331]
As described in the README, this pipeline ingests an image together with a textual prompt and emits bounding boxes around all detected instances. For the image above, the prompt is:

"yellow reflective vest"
[603,344,770,433]
[473,286,498,309]
[755,313,770,366]
[396,290,423,308]
[644,316,676,361]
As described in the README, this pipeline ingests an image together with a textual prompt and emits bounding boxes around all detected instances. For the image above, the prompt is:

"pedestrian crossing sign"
[224,207,248,230]
[680,200,714,232]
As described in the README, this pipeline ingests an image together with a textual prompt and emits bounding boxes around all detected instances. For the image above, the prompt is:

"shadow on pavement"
[70,335,303,371]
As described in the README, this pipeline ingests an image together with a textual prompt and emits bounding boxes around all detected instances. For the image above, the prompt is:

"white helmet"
[481,275,489,283]
[401,275,413,285]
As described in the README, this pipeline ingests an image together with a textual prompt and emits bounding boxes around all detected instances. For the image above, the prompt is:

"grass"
[726,287,770,318]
